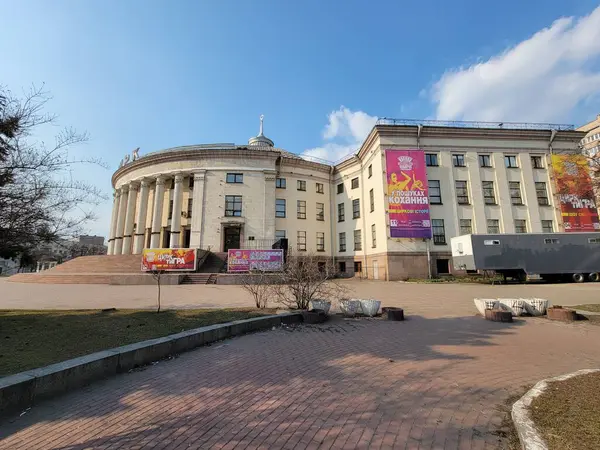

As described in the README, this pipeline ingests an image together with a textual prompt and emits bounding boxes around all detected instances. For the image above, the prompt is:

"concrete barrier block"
[0,373,36,416]
[116,337,174,372]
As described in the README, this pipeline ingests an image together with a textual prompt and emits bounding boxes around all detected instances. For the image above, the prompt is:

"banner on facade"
[141,248,197,271]
[227,249,284,273]
[385,149,432,238]
[551,154,600,232]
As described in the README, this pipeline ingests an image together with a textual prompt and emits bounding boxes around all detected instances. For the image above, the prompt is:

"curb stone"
[511,368,600,450]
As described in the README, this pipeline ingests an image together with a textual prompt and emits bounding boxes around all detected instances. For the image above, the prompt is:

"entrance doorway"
[183,228,191,248]
[436,258,450,275]
[223,227,241,251]
[373,260,379,279]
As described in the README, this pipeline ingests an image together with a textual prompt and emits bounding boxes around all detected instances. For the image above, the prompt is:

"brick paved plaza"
[2,280,600,449]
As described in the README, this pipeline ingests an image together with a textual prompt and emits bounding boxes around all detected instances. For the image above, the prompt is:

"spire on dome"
[248,114,274,147]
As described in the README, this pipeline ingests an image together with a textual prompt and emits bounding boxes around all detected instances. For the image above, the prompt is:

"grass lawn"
[572,304,600,313]
[530,372,600,450]
[0,308,275,376]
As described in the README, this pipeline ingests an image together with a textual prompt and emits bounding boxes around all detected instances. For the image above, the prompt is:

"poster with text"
[385,149,432,238]
[227,249,284,273]
[141,248,197,271]
[551,154,600,232]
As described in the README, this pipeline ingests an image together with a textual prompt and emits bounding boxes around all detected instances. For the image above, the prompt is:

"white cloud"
[303,106,377,162]
[432,6,600,123]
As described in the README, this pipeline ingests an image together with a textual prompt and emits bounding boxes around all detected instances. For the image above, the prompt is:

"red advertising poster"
[551,154,600,232]
[385,149,432,238]
[227,249,284,273]
[141,248,197,271]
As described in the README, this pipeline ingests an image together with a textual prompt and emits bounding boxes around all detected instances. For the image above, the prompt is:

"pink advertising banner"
[385,149,432,239]
[227,249,284,273]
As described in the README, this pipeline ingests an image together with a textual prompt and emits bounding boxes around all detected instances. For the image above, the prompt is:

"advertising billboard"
[551,154,600,232]
[227,249,284,273]
[385,149,432,238]
[141,248,197,271]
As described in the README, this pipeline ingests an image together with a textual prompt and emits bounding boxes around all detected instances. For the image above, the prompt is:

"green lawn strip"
[529,372,600,450]
[0,308,275,376]
[571,304,600,313]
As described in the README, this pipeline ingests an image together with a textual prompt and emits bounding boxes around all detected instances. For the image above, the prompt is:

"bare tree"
[0,85,106,259]
[240,270,274,309]
[151,270,165,313]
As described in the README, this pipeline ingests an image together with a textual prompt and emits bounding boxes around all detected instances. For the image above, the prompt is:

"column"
[190,171,206,248]
[170,173,184,248]
[133,179,151,254]
[121,182,139,255]
[113,185,129,255]
[150,176,166,248]
[107,190,120,255]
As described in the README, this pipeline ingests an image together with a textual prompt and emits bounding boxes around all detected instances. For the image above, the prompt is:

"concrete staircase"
[198,252,228,273]
[180,273,217,285]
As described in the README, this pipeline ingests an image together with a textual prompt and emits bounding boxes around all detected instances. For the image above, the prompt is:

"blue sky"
[2,0,600,237]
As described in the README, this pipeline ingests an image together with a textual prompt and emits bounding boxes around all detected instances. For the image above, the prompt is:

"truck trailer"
[451,233,600,283]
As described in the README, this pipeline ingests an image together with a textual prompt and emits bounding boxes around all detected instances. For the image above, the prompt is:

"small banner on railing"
[141,248,197,271]
[227,249,284,273]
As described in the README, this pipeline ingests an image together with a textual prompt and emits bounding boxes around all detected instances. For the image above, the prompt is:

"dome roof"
[248,115,274,147]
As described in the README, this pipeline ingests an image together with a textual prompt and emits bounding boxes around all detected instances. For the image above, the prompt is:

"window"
[429,180,441,204]
[535,182,549,205]
[352,199,360,219]
[432,219,446,245]
[276,177,286,189]
[338,203,345,222]
[368,165,373,178]
[354,261,362,273]
[371,224,377,248]
[316,182,324,194]
[509,181,523,205]
[484,239,500,246]
[589,238,600,244]
[369,189,375,212]
[297,180,306,191]
[275,199,286,218]
[297,231,306,251]
[452,154,466,167]
[541,220,554,233]
[459,219,472,235]
[275,230,286,239]
[338,262,346,273]
[426,153,439,167]
[505,155,518,168]
[187,198,193,218]
[531,156,544,169]
[351,177,359,189]
[225,195,242,217]
[297,200,306,219]
[339,232,346,252]
[478,154,492,167]
[514,219,527,233]
[487,219,500,234]
[316,232,325,252]
[482,181,496,204]
[248,236,255,241]
[354,230,362,251]
[316,202,325,221]
[188,177,194,189]
[226,173,243,183]
[337,183,344,194]
[455,181,469,204]
[168,200,174,219]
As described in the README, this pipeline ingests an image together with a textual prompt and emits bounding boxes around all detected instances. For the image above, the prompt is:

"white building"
[108,118,586,280]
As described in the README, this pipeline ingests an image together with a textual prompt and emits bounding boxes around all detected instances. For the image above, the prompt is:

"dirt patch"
[572,304,600,313]
[494,388,530,450]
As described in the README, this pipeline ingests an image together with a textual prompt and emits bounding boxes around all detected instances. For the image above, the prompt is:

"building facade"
[108,119,586,279]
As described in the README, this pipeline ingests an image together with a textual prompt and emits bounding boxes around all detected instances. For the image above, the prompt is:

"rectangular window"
[455,180,469,204]
[338,261,346,273]
[531,156,544,169]
[478,154,492,167]
[297,200,306,219]
[297,231,306,251]
[316,202,325,221]
[337,183,344,194]
[275,199,286,218]
[452,154,466,167]
[541,220,553,233]
[276,177,286,189]
[459,219,472,235]
[487,219,500,234]
[368,164,373,178]
[535,182,549,205]
[432,219,446,245]
[354,229,362,251]
[226,173,243,183]
[275,230,286,239]
[339,232,346,252]
[316,232,325,252]
[515,219,527,233]
[352,199,360,219]
[187,198,193,218]
[354,261,362,273]
[429,180,442,204]
[505,155,518,168]
[168,200,174,219]
[225,195,242,217]
[351,177,359,189]
[371,224,376,248]
[482,181,496,204]
[338,203,345,222]
[369,189,375,212]
[426,153,439,167]
[509,181,523,205]
[316,182,324,194]
[297,180,306,191]
[188,177,194,189]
